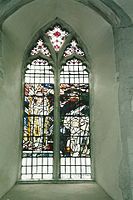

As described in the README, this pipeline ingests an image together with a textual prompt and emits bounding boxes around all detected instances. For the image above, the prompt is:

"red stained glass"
[54,31,61,37]
[31,39,50,57]
[46,26,68,51]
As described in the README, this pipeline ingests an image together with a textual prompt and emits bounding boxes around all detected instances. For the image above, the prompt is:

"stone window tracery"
[21,22,91,181]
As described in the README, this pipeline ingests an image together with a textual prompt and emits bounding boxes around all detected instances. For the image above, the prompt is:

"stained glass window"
[31,39,50,57]
[21,23,91,181]
[46,25,68,51]
[22,60,54,180]
[60,59,90,179]
[64,40,84,57]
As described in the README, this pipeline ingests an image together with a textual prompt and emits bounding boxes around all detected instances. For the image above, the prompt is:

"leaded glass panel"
[60,59,91,179]
[31,39,50,57]
[21,59,54,180]
[64,40,84,57]
[46,25,68,51]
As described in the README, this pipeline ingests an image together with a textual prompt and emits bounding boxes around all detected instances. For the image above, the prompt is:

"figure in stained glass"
[21,23,91,181]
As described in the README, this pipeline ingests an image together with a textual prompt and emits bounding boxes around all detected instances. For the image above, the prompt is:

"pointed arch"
[21,19,91,181]
[0,0,132,27]
[22,18,91,74]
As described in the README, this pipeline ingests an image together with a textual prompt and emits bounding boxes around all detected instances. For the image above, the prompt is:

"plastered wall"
[0,0,123,199]
[0,33,22,197]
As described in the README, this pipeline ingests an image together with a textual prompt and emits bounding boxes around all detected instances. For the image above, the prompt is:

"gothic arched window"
[21,21,91,181]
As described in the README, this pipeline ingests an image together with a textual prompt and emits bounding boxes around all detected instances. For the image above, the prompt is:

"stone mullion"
[113,26,133,200]
[53,58,61,180]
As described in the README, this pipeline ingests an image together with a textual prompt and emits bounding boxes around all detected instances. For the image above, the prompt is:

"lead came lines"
[21,23,91,181]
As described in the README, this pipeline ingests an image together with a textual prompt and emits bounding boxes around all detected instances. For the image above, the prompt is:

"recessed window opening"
[21,22,91,181]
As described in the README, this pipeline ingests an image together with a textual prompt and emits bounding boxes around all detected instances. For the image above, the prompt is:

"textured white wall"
[0,32,22,197]
[1,0,123,199]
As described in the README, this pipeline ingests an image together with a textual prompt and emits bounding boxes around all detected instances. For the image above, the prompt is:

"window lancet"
[21,22,91,181]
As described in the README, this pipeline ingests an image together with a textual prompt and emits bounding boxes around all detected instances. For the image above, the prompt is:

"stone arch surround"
[0,1,133,200]
[0,0,132,26]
